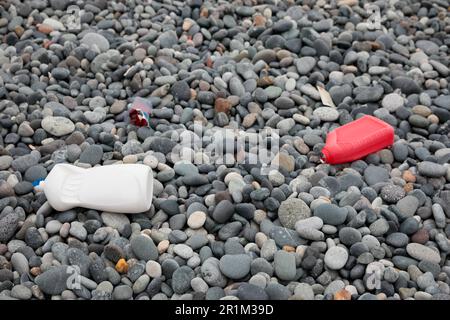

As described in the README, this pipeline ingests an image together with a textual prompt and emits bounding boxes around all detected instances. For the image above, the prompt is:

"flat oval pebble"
[187,211,206,229]
[406,243,441,264]
[278,198,311,229]
[313,107,339,121]
[173,244,194,259]
[41,117,75,137]
[219,254,252,279]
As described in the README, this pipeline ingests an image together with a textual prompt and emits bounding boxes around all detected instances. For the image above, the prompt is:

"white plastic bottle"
[38,163,154,213]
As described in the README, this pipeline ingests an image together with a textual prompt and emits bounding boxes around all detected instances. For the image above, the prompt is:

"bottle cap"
[33,178,45,192]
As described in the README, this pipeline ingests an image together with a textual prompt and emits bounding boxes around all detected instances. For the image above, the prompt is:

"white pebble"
[187,211,206,229]
[145,261,162,278]
[45,220,62,234]
[285,78,296,91]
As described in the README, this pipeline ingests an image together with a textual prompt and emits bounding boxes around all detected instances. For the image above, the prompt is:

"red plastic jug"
[321,115,394,164]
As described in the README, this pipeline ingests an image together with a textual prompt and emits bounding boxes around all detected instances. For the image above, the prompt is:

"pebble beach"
[1,0,450,300]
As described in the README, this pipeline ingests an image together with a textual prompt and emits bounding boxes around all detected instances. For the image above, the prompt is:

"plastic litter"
[35,163,153,213]
[128,97,152,127]
[321,115,394,164]
[317,86,336,108]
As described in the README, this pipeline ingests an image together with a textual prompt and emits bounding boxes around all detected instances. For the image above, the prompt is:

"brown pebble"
[276,50,292,60]
[115,258,128,273]
[370,41,382,50]
[190,88,197,100]
[271,152,295,172]
[404,183,414,193]
[283,245,295,252]
[353,41,372,52]
[30,267,41,277]
[253,15,266,27]
[412,105,432,117]
[242,113,257,128]
[200,7,209,18]
[215,191,232,203]
[428,114,439,124]
[206,56,213,68]
[182,19,193,31]
[66,56,81,68]
[411,228,429,244]
[403,170,416,183]
[293,138,310,154]
[14,25,24,37]
[38,24,53,34]
[334,289,352,300]
[257,76,274,87]
[214,98,232,114]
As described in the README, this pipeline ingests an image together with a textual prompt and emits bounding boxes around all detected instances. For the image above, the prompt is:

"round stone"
[219,254,251,279]
[0,155,13,170]
[112,285,133,300]
[278,198,311,229]
[386,232,409,247]
[380,184,405,203]
[145,261,162,278]
[381,93,404,112]
[11,285,32,300]
[24,165,47,182]
[51,67,70,80]
[324,246,348,270]
[285,78,296,91]
[296,56,316,74]
[369,218,390,236]
[171,81,191,101]
[339,227,362,246]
